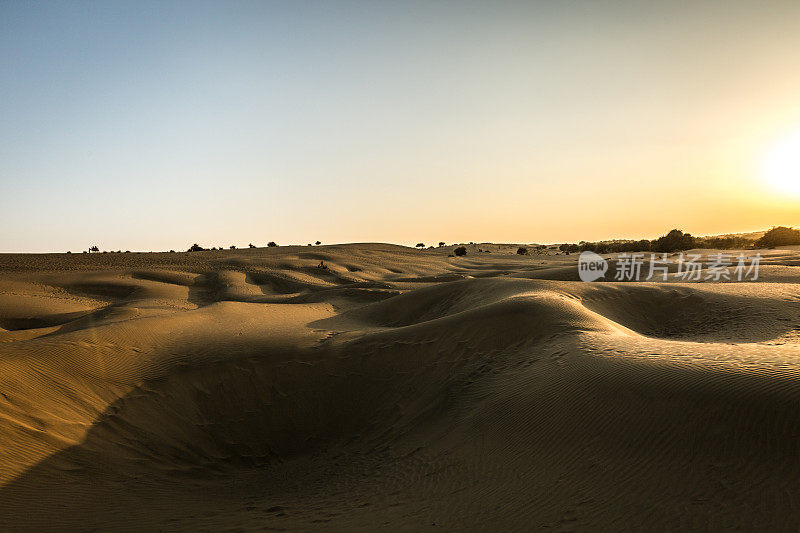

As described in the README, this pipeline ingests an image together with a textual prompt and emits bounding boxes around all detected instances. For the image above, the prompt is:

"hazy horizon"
[3,0,800,253]
[0,227,782,255]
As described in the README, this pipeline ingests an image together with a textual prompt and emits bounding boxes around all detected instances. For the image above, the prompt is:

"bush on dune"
[757,226,800,248]
[652,229,696,253]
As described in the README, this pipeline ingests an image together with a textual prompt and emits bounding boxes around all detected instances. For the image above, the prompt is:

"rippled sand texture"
[1,244,799,531]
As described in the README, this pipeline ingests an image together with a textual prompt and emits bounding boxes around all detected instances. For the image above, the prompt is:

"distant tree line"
[77,227,800,257]
[555,228,787,255]
[185,241,281,252]
[557,227,800,254]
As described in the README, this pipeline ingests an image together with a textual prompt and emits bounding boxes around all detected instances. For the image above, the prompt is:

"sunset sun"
[764,131,800,196]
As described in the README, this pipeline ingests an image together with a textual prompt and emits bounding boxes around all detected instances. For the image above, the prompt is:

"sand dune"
[1,244,799,530]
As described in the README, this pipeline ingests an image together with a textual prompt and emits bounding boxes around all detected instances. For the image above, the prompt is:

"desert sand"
[1,243,800,531]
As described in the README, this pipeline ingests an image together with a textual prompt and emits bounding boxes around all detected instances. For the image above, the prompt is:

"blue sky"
[2,1,800,252]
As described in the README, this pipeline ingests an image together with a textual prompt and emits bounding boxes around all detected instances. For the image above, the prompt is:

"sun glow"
[764,132,800,196]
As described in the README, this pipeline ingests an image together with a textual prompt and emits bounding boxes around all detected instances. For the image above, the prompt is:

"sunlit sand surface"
[1,243,800,530]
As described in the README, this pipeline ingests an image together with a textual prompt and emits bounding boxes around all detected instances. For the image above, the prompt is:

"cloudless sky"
[2,0,800,252]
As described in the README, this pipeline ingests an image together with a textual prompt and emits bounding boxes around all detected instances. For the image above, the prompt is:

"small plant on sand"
[454,246,467,256]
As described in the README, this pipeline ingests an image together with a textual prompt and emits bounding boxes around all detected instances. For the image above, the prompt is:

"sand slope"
[1,244,799,530]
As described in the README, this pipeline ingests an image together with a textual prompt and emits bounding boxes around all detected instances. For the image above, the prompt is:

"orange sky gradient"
[1,1,799,252]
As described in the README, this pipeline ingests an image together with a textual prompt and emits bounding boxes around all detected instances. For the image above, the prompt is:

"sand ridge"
[0,244,799,530]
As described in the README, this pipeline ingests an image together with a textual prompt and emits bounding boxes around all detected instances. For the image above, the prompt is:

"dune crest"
[1,244,800,530]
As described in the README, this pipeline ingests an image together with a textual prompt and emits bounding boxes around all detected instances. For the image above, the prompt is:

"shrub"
[699,236,754,249]
[248,243,255,248]
[267,241,277,247]
[652,229,696,253]
[454,246,467,256]
[517,247,528,255]
[416,243,424,248]
[439,241,445,247]
[315,241,321,245]
[89,245,99,253]
[229,245,236,249]
[756,226,800,248]
[188,243,206,252]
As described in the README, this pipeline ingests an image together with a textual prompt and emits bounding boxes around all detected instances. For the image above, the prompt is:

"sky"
[2,0,800,252]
